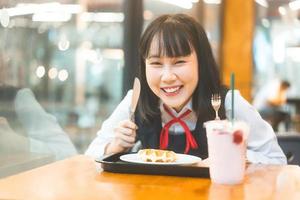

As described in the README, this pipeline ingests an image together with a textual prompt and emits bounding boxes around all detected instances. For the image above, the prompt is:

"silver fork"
[211,94,221,120]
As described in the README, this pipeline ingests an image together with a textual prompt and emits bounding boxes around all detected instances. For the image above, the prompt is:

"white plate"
[120,153,202,165]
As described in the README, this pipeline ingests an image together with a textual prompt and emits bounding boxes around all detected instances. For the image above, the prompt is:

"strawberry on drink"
[233,130,243,144]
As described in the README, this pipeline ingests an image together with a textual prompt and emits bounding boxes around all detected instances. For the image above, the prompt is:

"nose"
[161,65,177,83]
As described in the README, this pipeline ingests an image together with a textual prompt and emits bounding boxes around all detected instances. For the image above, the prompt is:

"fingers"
[105,119,139,154]
[118,119,138,130]
[110,133,135,151]
[116,138,135,148]
[114,120,137,136]
[114,126,134,136]
[114,128,136,145]
[105,139,132,155]
[113,119,138,148]
[116,131,136,143]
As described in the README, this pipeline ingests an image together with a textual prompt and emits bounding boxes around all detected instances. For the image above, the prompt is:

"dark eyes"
[148,60,186,66]
[175,60,186,65]
[149,62,162,65]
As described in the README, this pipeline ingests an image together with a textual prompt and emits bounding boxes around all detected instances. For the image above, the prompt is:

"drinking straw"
[231,73,235,125]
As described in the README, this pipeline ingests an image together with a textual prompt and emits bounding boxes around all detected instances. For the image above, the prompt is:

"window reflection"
[0,0,124,176]
[0,86,77,159]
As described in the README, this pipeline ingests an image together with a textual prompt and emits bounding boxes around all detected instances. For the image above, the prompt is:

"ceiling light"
[36,65,45,78]
[289,0,300,10]
[32,13,72,22]
[58,69,69,81]
[203,0,221,4]
[0,8,10,27]
[278,6,287,15]
[80,12,124,23]
[2,3,82,17]
[158,0,193,9]
[255,0,268,8]
[48,68,58,79]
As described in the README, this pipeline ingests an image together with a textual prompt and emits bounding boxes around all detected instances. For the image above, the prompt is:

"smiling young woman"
[86,14,286,165]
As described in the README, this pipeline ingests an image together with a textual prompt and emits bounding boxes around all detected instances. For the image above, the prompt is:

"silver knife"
[129,77,141,122]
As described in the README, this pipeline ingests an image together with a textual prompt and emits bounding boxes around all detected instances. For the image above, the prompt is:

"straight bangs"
[142,22,193,59]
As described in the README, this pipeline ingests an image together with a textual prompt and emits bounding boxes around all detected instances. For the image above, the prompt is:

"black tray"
[96,153,210,178]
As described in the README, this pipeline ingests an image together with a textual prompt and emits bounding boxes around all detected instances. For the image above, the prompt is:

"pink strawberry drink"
[204,120,249,184]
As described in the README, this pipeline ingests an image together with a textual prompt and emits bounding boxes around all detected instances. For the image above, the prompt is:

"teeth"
[164,86,180,93]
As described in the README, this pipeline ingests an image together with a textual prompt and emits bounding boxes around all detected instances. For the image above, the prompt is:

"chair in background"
[277,135,300,165]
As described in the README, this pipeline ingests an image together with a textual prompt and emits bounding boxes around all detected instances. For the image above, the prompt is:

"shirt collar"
[159,99,193,117]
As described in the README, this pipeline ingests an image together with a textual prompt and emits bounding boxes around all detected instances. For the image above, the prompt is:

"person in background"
[253,79,291,132]
[86,14,286,164]
[0,85,77,160]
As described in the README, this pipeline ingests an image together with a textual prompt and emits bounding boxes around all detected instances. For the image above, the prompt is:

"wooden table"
[0,155,300,200]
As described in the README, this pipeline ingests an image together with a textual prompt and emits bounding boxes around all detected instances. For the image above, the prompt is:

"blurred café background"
[1,0,300,177]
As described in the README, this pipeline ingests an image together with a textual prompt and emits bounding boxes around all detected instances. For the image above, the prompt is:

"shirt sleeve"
[15,88,78,160]
[225,90,287,164]
[85,90,132,158]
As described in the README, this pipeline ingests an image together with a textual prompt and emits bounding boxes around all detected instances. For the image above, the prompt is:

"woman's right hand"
[104,119,138,155]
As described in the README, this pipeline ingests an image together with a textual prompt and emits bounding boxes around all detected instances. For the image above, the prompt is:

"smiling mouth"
[161,86,183,95]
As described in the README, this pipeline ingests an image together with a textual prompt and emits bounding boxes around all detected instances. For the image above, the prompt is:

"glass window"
[0,0,223,177]
[0,0,124,177]
[253,0,300,132]
[253,1,300,95]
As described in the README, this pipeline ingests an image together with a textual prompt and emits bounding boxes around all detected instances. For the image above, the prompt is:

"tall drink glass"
[204,120,249,185]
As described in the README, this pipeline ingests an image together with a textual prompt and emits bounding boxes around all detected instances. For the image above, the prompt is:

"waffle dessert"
[137,149,177,163]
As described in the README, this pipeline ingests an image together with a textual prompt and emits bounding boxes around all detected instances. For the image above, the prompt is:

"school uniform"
[135,101,208,158]
[85,90,287,164]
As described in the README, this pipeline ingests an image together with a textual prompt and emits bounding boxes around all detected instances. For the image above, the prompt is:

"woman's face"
[145,44,199,112]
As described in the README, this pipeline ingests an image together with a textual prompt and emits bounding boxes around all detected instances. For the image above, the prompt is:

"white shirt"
[14,88,77,160]
[253,79,283,110]
[160,101,197,135]
[85,90,287,165]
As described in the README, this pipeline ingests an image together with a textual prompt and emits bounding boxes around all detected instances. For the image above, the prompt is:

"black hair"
[281,80,290,88]
[137,14,226,123]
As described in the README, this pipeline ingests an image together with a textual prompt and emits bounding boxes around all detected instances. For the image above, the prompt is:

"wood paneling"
[221,0,254,101]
